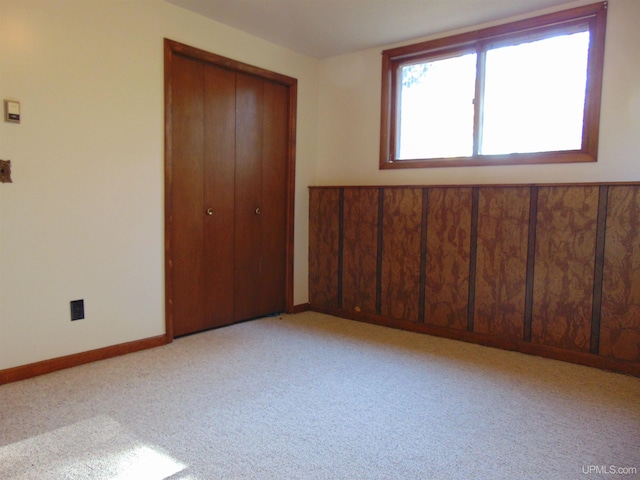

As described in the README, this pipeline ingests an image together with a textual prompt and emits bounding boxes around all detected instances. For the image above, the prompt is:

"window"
[380,2,607,169]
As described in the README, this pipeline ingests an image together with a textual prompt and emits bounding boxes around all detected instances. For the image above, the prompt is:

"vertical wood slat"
[424,188,472,330]
[589,186,608,354]
[600,185,640,362]
[308,188,341,309]
[418,189,429,323]
[381,188,423,323]
[474,187,530,342]
[467,188,480,332]
[342,189,379,314]
[523,186,538,342]
[338,189,345,308]
[376,189,384,315]
[531,186,599,352]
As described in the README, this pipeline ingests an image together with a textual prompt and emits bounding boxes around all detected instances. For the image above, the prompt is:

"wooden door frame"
[164,38,297,339]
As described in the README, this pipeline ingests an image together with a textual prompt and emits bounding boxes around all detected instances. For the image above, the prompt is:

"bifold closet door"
[170,55,235,336]
[170,55,287,336]
[234,73,287,321]
[203,62,236,329]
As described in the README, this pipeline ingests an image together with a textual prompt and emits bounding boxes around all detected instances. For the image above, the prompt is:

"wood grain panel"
[474,188,530,340]
[342,189,379,314]
[307,183,640,376]
[309,189,341,308]
[531,186,599,352]
[234,72,264,321]
[170,54,206,336]
[381,188,423,322]
[424,188,472,330]
[203,62,236,328]
[259,79,289,315]
[600,185,640,362]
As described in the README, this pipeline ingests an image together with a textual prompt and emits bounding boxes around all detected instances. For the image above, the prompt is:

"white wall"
[0,0,318,370]
[315,0,640,186]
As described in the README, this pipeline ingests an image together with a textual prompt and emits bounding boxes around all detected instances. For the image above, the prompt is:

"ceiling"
[166,0,578,58]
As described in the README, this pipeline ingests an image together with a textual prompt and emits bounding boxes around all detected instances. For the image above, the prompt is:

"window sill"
[380,150,597,169]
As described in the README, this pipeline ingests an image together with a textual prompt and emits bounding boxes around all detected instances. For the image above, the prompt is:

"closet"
[165,40,296,337]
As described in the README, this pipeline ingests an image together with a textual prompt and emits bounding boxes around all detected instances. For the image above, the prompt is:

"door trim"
[164,39,298,339]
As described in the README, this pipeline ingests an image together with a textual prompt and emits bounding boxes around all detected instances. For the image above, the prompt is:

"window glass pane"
[398,53,476,159]
[481,31,590,155]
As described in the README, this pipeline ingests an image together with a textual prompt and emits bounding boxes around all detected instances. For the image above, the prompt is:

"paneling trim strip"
[376,188,384,314]
[523,186,538,342]
[337,188,345,308]
[418,188,429,323]
[590,185,609,354]
[467,187,480,332]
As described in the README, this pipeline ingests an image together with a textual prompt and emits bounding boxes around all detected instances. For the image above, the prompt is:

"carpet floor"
[1,312,639,479]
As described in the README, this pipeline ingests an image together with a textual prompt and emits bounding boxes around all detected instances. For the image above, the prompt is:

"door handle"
[255,207,261,215]
[206,208,213,216]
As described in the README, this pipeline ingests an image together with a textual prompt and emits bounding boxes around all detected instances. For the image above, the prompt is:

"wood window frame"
[380,2,608,169]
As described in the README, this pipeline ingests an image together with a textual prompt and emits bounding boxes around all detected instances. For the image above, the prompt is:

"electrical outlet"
[70,299,84,321]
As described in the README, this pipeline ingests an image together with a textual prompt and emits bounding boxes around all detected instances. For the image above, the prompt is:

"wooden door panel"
[203,63,236,328]
[258,79,288,315]
[170,54,206,336]
[234,73,264,321]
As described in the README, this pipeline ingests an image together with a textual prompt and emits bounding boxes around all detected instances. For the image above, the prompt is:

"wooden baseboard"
[292,303,310,313]
[0,334,172,385]
[310,305,640,377]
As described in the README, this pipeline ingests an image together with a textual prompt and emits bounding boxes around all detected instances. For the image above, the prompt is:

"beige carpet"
[1,312,639,479]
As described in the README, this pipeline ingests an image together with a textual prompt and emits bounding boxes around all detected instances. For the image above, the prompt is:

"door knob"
[255,207,261,215]
[206,208,213,216]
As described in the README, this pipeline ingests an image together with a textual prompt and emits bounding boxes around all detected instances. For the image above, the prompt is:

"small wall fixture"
[4,100,20,123]
[0,159,11,183]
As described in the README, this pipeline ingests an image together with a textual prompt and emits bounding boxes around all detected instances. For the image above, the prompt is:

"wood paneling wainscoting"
[309,184,640,377]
